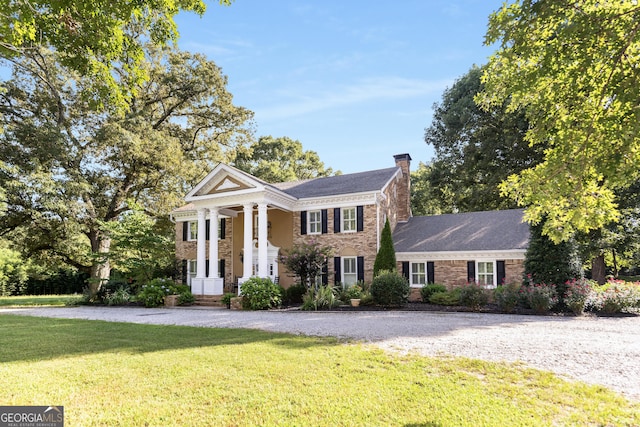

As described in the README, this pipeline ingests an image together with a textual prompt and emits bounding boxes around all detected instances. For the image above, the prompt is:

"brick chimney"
[394,153,412,222]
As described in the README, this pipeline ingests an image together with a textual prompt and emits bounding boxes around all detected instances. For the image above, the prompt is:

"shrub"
[494,282,521,313]
[371,270,409,307]
[136,278,173,308]
[564,278,594,315]
[428,289,461,306]
[174,285,195,305]
[283,283,307,305]
[420,283,447,302]
[241,277,282,310]
[301,285,340,311]
[458,283,489,311]
[519,283,558,313]
[586,280,640,314]
[373,219,396,276]
[345,284,363,300]
[104,286,132,306]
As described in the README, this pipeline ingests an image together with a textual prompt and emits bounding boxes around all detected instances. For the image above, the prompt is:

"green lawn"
[0,294,82,307]
[0,314,637,426]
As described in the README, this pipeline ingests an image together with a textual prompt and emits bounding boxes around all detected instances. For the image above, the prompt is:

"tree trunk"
[591,254,606,285]
[88,233,111,301]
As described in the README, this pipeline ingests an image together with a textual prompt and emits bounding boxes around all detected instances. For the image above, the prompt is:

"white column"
[208,208,219,278]
[242,203,254,278]
[196,208,207,279]
[257,203,268,277]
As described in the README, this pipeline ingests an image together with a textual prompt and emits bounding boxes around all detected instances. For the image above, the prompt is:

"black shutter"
[182,222,188,241]
[205,259,209,277]
[356,206,364,232]
[357,256,365,282]
[219,259,226,281]
[321,209,328,234]
[322,260,328,285]
[402,261,410,281]
[300,211,307,235]
[427,261,435,284]
[220,219,226,239]
[497,261,506,285]
[334,257,341,284]
[334,208,341,233]
[181,259,187,284]
[205,219,210,241]
[467,261,476,283]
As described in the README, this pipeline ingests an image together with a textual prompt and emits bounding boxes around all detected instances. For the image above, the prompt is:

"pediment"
[186,163,263,200]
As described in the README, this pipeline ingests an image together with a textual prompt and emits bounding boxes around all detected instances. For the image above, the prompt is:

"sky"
[174,0,506,174]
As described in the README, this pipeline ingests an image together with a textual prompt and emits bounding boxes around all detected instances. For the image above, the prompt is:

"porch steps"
[194,295,225,307]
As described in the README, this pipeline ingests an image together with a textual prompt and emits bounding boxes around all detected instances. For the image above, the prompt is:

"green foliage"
[519,284,559,313]
[233,136,337,182]
[422,66,541,213]
[344,284,363,300]
[494,282,521,313]
[221,293,235,307]
[240,277,282,310]
[0,248,29,296]
[136,279,171,308]
[370,270,409,307]
[479,1,640,242]
[373,219,396,276]
[104,287,132,306]
[278,240,332,288]
[282,284,307,306]
[458,283,489,311]
[428,289,461,306]
[564,279,595,315]
[420,283,447,302]
[586,280,640,314]
[301,285,340,311]
[525,222,583,297]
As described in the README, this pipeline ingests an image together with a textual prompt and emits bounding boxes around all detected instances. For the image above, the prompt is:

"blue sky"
[174,1,506,174]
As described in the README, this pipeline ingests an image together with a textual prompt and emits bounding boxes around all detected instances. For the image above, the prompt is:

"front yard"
[0,314,638,426]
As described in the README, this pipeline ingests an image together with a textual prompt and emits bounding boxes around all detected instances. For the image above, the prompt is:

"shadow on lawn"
[0,314,332,363]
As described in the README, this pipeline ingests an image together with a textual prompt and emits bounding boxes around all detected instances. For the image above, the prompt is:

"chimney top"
[393,153,412,162]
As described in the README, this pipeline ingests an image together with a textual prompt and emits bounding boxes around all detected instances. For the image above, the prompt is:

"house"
[171,153,529,300]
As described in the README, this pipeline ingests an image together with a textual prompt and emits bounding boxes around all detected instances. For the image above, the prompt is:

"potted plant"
[345,285,363,307]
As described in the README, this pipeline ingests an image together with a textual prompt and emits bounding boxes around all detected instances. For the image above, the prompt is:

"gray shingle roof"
[393,209,529,253]
[272,167,399,199]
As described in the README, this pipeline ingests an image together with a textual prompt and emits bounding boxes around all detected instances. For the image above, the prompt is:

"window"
[187,260,197,285]
[477,261,495,287]
[411,262,426,286]
[343,257,357,285]
[308,210,321,234]
[188,221,197,241]
[342,207,356,232]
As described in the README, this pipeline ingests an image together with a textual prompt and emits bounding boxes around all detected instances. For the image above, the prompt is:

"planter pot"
[164,295,179,307]
[350,299,361,307]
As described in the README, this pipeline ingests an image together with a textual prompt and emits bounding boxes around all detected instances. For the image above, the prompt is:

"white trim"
[396,249,526,261]
[294,192,378,210]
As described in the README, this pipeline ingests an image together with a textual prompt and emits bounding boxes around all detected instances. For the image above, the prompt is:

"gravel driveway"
[5,306,640,401]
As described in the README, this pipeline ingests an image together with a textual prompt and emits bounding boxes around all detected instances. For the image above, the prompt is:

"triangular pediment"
[186,163,265,200]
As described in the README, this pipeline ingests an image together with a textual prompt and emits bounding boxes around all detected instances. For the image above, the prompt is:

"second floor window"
[188,221,198,241]
[308,210,321,234]
[342,207,356,232]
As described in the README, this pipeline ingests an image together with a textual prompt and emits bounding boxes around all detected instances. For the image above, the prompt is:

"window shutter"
[220,219,226,240]
[322,260,328,285]
[300,211,307,235]
[357,256,365,282]
[497,261,506,285]
[356,206,364,232]
[402,261,410,281]
[205,219,210,241]
[334,208,341,233]
[427,261,435,284]
[205,259,210,277]
[182,222,188,241]
[181,259,187,284]
[334,257,341,284]
[219,259,226,281]
[321,209,328,234]
[467,261,476,283]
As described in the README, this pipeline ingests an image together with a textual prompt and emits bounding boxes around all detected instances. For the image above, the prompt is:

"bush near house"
[136,278,194,308]
[241,277,282,310]
[586,279,640,314]
[371,270,410,307]
[494,282,521,313]
[420,283,447,302]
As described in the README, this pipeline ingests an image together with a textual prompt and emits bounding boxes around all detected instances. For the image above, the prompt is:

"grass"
[0,294,82,307]
[0,314,638,426]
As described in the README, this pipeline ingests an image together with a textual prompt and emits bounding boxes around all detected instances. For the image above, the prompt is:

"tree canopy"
[0,45,253,297]
[418,66,544,214]
[0,0,232,111]
[233,136,337,183]
[478,1,640,242]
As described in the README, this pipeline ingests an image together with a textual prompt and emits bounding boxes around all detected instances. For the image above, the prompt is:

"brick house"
[171,153,529,300]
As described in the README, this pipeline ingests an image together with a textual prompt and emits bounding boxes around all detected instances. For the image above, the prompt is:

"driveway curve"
[5,306,640,401]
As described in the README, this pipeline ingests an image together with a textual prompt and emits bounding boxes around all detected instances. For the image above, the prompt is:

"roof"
[271,167,400,199]
[393,209,529,253]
